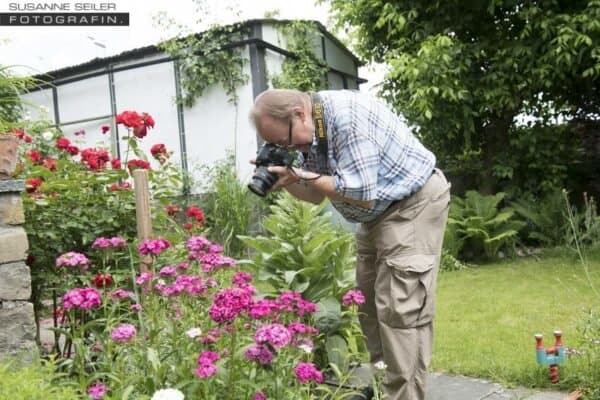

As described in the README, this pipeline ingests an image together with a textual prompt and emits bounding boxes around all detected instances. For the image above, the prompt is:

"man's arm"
[268,166,375,209]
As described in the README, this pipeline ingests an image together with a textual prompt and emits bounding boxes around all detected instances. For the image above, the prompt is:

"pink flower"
[232,271,253,286]
[111,288,135,301]
[63,287,102,310]
[87,382,108,399]
[56,251,89,270]
[111,323,137,343]
[92,236,126,249]
[245,343,274,365]
[138,238,171,256]
[253,392,267,400]
[254,323,292,349]
[208,287,253,324]
[294,362,323,384]
[342,289,366,306]
[135,272,153,285]
[130,303,142,311]
[195,350,220,378]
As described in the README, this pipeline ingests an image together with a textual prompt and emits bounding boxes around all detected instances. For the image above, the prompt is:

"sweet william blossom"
[151,388,185,400]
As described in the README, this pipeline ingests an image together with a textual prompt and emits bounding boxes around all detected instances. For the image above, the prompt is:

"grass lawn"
[432,246,600,391]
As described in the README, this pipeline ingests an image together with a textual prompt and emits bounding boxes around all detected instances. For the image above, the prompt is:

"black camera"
[248,143,295,197]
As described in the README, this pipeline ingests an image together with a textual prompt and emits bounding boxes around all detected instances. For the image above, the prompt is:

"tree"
[325,0,600,195]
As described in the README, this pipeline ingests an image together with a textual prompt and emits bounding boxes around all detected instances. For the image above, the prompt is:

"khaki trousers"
[356,169,450,400]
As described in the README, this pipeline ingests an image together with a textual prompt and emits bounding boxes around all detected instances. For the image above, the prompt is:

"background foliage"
[325,0,600,199]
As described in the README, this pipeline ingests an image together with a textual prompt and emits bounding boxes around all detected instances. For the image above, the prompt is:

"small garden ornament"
[534,330,566,383]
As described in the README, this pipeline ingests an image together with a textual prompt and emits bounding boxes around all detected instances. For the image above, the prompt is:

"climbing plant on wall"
[271,21,329,91]
[159,23,250,106]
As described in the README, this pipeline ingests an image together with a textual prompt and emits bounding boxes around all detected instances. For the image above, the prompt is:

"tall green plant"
[449,191,525,259]
[510,189,568,247]
[196,154,270,258]
[238,193,362,370]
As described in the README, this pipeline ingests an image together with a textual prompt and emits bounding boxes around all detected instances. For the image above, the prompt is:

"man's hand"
[267,166,300,191]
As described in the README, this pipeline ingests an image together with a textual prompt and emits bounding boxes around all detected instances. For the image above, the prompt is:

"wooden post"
[133,169,153,274]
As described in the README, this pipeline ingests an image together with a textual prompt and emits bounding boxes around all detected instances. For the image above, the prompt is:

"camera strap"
[310,92,328,173]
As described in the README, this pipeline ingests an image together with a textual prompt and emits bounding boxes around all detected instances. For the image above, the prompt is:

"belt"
[385,169,436,212]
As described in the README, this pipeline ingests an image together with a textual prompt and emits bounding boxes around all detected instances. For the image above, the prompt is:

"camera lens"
[247,166,279,197]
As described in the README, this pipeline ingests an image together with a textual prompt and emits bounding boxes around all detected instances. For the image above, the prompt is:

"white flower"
[39,105,49,114]
[298,343,313,353]
[151,388,185,400]
[185,327,202,338]
[373,361,387,371]
[41,131,54,141]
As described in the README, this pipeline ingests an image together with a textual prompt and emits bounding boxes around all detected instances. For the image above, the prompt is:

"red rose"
[26,150,42,164]
[26,178,42,193]
[111,158,121,169]
[132,112,155,139]
[56,137,70,150]
[165,204,181,216]
[150,143,166,157]
[116,110,142,128]
[127,159,151,172]
[67,145,79,156]
[185,206,205,224]
[92,273,114,288]
[42,157,57,171]
[24,135,32,143]
[9,128,25,139]
[101,125,110,134]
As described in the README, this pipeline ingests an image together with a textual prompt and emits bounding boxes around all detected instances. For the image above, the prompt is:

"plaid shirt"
[299,90,435,223]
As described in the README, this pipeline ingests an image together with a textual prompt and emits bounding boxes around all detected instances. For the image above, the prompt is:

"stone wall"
[0,179,36,362]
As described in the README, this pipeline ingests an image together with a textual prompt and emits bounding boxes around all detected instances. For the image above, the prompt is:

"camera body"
[248,143,295,197]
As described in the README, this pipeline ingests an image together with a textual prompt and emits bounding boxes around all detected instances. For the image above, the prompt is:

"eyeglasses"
[287,118,293,147]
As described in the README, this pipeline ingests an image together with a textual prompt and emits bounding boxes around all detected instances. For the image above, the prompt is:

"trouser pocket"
[381,254,436,329]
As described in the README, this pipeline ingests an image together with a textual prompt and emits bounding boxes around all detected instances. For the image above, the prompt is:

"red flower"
[101,125,110,134]
[92,273,114,288]
[81,148,110,171]
[111,158,121,169]
[150,143,166,158]
[74,129,85,136]
[185,206,205,224]
[26,150,42,164]
[108,182,132,191]
[67,145,79,156]
[127,159,150,172]
[132,112,155,138]
[42,157,57,171]
[56,137,70,150]
[24,135,32,143]
[9,128,25,139]
[183,222,194,230]
[26,178,42,193]
[116,111,142,128]
[166,204,181,216]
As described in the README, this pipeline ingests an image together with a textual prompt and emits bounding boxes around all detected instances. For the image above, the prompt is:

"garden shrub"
[510,189,568,247]
[15,111,182,332]
[447,190,525,260]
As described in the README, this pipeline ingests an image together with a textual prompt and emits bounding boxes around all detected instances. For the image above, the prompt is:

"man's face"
[257,112,312,152]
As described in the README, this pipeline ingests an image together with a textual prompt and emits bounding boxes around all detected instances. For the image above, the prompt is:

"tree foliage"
[326,0,600,195]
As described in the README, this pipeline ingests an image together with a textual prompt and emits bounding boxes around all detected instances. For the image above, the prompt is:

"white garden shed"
[21,19,365,191]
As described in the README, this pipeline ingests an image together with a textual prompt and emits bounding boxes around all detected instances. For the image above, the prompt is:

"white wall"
[21,88,55,124]
[113,60,181,171]
[183,46,257,191]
